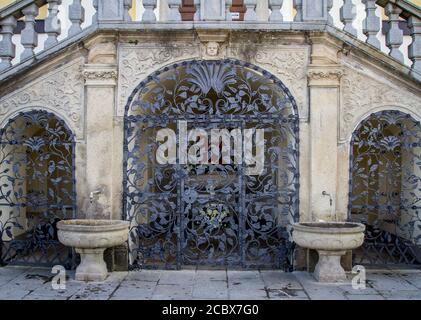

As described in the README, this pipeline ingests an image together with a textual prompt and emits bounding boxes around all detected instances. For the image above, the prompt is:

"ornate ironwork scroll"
[0,110,76,268]
[349,110,421,266]
[123,59,299,270]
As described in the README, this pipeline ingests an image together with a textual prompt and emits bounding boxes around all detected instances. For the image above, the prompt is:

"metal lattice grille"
[0,110,76,268]
[349,110,421,266]
[123,59,299,270]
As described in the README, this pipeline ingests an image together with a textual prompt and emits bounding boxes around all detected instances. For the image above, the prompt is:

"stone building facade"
[0,0,421,271]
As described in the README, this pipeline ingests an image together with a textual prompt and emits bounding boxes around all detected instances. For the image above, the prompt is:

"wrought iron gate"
[123,59,299,270]
[349,110,421,266]
[0,110,76,268]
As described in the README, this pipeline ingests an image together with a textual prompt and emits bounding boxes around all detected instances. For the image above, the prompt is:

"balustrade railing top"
[0,0,420,82]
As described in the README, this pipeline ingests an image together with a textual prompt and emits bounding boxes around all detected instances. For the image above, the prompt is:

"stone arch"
[0,106,80,142]
[348,109,421,266]
[0,109,77,268]
[344,104,421,145]
[123,58,300,270]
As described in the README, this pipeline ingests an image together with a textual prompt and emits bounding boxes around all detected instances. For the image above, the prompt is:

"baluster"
[362,0,381,49]
[385,3,404,63]
[244,0,257,21]
[21,4,39,61]
[0,16,17,71]
[194,0,200,21]
[124,0,132,21]
[45,0,61,48]
[167,0,181,21]
[92,0,98,23]
[69,0,85,36]
[269,0,283,22]
[327,0,333,24]
[142,0,157,22]
[225,0,232,21]
[408,16,421,79]
[340,0,357,37]
[293,0,302,22]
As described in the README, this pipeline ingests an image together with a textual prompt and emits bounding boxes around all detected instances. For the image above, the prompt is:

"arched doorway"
[0,110,76,268]
[349,110,421,266]
[123,59,299,270]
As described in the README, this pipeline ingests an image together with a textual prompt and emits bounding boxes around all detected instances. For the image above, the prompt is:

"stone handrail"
[0,0,420,81]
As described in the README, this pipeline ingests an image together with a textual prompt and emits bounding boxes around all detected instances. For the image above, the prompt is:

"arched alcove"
[0,110,76,268]
[349,110,421,266]
[123,59,299,270]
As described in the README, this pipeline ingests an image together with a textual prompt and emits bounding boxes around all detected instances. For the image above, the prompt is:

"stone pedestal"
[75,248,108,282]
[314,250,347,282]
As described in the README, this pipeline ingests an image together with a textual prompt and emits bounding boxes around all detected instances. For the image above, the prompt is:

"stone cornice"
[82,64,118,87]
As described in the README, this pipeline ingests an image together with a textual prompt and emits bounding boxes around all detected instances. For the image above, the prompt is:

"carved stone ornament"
[229,45,310,120]
[82,64,118,86]
[117,44,200,116]
[0,58,84,139]
[206,41,220,57]
[340,68,421,143]
[307,66,344,86]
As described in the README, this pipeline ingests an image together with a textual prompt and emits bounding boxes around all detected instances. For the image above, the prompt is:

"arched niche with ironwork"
[0,110,76,268]
[349,110,421,266]
[123,59,300,270]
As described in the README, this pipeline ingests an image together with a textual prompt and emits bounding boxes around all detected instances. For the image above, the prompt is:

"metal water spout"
[322,191,337,221]
[89,188,103,204]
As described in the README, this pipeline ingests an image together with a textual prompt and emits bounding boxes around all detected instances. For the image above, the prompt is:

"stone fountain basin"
[292,222,365,283]
[292,222,365,251]
[57,219,129,249]
[57,219,129,282]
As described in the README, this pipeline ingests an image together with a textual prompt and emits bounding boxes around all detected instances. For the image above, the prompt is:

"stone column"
[307,65,343,222]
[82,36,119,220]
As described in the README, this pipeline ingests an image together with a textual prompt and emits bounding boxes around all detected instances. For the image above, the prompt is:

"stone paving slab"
[0,266,421,300]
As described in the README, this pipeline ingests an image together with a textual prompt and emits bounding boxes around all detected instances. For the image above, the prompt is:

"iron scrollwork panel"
[0,110,76,268]
[124,59,299,270]
[350,110,421,266]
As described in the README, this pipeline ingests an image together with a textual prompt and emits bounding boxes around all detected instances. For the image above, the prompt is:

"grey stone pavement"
[1,266,421,300]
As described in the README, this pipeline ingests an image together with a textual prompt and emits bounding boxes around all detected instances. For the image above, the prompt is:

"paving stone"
[152,284,193,300]
[158,270,196,285]
[227,270,261,281]
[380,290,421,300]
[294,272,348,300]
[367,272,419,291]
[27,281,83,299]
[125,270,162,282]
[193,279,228,300]
[398,272,421,289]
[195,270,227,281]
[261,271,303,290]
[267,288,309,300]
[341,286,380,295]
[119,279,156,290]
[69,281,120,300]
[229,288,268,300]
[0,285,32,300]
[22,295,69,300]
[110,285,155,300]
[345,294,385,300]
[227,271,267,300]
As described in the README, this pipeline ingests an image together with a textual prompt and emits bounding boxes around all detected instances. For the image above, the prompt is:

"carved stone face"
[206,42,219,56]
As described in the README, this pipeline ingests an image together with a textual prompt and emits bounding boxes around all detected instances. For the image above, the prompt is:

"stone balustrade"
[0,0,420,80]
